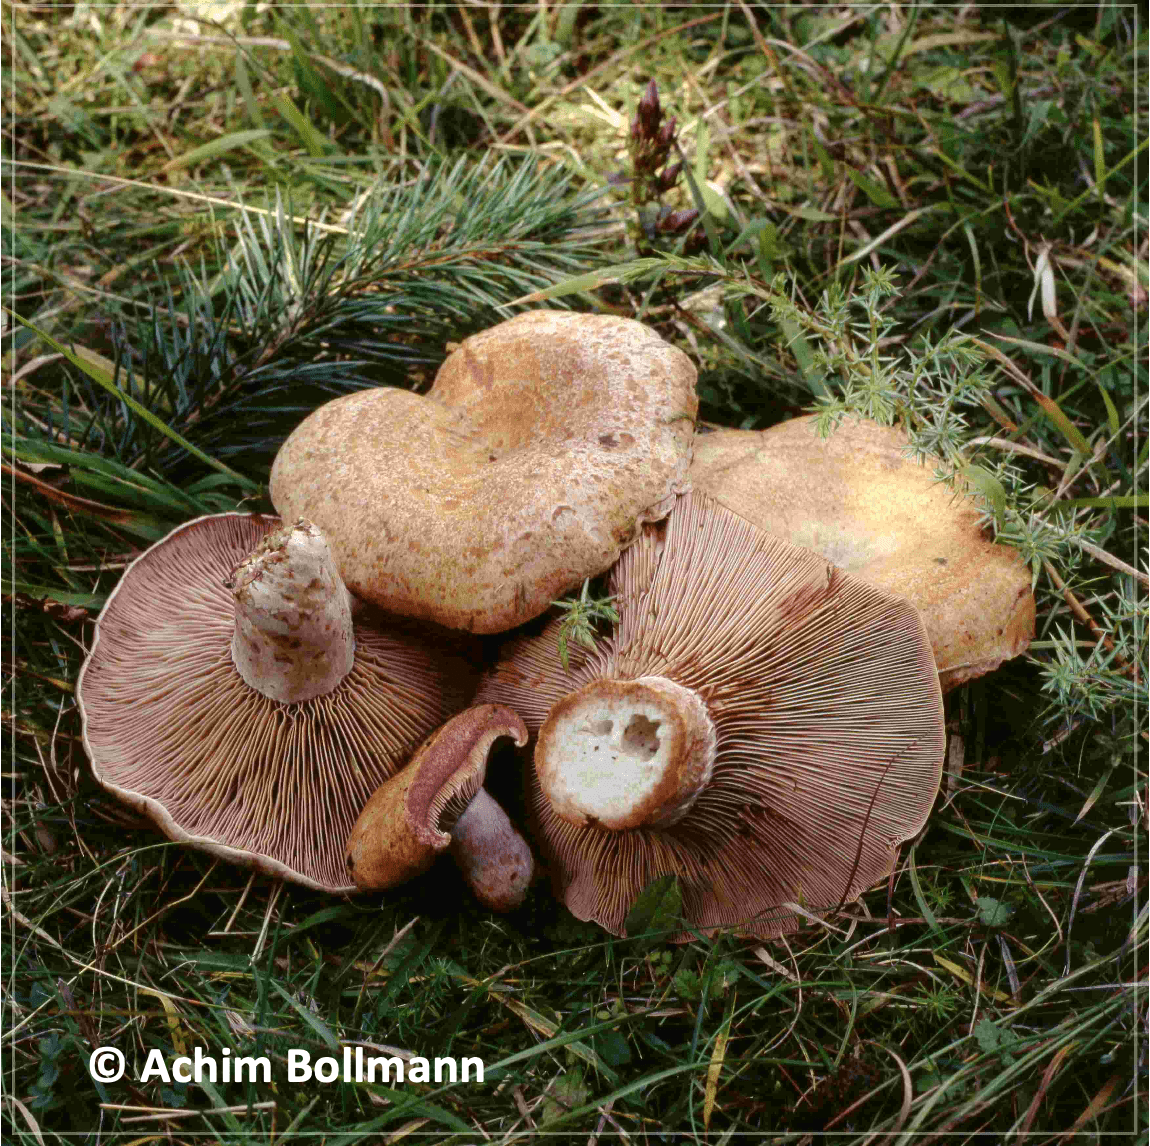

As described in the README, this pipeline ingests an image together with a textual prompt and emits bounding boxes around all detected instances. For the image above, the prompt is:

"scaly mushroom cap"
[77,514,479,892]
[690,416,1035,691]
[269,310,697,633]
[476,492,946,939]
[345,705,534,911]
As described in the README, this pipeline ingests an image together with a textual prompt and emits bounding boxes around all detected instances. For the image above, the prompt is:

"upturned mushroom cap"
[690,416,1035,691]
[345,705,534,912]
[77,513,479,892]
[475,492,946,939]
[269,310,697,633]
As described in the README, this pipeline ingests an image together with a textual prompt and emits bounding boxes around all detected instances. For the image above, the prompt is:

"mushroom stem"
[230,519,355,704]
[448,789,535,912]
[536,676,716,830]
[345,705,535,912]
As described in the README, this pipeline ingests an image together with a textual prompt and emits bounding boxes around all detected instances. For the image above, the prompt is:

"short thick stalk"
[230,519,355,704]
[449,789,535,912]
[537,676,716,830]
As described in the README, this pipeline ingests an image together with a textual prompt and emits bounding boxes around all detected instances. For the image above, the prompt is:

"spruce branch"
[16,155,609,475]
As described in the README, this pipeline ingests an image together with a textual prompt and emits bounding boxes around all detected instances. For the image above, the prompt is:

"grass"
[5,2,1145,1141]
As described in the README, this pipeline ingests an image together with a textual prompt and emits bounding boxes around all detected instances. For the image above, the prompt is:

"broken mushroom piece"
[345,705,535,912]
[77,515,479,893]
[690,415,1035,691]
[476,492,946,939]
[270,310,697,633]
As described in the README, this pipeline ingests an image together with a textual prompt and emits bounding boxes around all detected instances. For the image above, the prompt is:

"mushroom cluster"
[78,311,698,908]
[78,311,1034,936]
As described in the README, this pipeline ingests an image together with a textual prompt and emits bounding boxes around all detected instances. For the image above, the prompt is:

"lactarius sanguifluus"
[270,310,698,633]
[345,705,535,912]
[476,492,946,939]
[690,415,1035,691]
[77,515,478,892]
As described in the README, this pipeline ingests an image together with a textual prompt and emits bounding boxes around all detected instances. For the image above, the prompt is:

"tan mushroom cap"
[476,492,946,940]
[77,513,479,893]
[345,705,534,912]
[690,416,1035,691]
[270,310,697,633]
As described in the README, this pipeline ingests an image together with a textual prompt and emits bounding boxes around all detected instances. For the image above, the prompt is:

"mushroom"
[269,310,697,633]
[690,415,1035,691]
[77,514,480,893]
[475,492,946,939]
[345,704,534,912]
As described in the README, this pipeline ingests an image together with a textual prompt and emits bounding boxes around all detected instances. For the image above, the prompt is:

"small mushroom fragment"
[690,415,1035,691]
[345,705,535,912]
[77,515,479,892]
[476,492,946,939]
[270,310,697,633]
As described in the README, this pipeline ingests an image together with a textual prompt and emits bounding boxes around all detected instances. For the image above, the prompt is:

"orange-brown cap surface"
[476,492,946,940]
[269,310,697,633]
[690,416,1035,691]
[77,513,479,892]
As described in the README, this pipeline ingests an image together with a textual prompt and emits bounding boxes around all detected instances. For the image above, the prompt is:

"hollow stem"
[536,675,716,830]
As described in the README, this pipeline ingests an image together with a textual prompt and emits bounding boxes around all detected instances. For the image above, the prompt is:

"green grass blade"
[270,981,339,1050]
[162,129,274,172]
[907,844,944,937]
[1051,134,1148,225]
